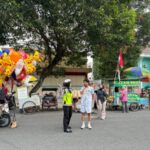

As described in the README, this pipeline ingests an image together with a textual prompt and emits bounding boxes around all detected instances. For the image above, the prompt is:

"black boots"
[64,126,72,133]
[64,128,72,133]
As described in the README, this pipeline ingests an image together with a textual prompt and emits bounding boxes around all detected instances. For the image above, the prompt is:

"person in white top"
[80,79,94,129]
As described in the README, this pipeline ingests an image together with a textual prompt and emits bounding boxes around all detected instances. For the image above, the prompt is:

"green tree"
[138,12,150,47]
[0,0,143,91]
[0,0,92,93]
[91,0,139,80]
[0,25,7,45]
[0,0,15,44]
[135,0,150,47]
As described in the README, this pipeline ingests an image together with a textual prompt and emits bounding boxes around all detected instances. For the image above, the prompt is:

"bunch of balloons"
[0,48,42,86]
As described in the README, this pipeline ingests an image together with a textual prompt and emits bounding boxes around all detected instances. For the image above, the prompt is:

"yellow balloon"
[33,51,40,61]
[3,52,8,57]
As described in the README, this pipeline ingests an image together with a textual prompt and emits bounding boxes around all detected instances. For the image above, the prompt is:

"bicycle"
[22,93,41,115]
[129,102,149,111]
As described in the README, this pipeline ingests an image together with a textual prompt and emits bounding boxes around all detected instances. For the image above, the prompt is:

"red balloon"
[19,50,28,59]
[16,67,27,81]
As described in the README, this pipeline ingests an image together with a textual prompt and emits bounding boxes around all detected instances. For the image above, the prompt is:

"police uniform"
[63,79,73,133]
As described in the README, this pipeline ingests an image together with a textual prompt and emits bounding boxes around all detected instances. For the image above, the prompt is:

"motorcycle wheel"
[0,113,11,127]
[130,102,139,112]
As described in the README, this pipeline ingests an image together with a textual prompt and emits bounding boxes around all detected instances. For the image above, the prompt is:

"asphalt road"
[0,110,150,150]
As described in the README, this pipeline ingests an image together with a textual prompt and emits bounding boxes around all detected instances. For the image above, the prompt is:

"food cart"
[109,79,149,111]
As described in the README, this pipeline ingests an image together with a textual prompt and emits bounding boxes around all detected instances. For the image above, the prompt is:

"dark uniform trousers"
[63,106,72,131]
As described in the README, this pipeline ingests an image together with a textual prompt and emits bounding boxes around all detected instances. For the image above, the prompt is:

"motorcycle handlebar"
[7,91,16,95]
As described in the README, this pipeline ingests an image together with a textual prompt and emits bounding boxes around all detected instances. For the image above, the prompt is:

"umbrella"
[124,67,142,77]
[124,67,150,82]
[141,68,150,82]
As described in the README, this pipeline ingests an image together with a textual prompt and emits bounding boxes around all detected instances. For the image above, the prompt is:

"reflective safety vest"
[63,89,73,106]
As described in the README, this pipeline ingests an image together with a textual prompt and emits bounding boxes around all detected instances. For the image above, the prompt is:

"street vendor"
[62,79,73,133]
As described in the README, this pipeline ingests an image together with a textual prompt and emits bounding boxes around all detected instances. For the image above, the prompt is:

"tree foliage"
[92,0,139,79]
[0,0,92,93]
[0,0,147,91]
[0,0,15,44]
[135,0,150,47]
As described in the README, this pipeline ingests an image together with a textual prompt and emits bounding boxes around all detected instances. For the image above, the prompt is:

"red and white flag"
[115,50,124,81]
[118,50,124,68]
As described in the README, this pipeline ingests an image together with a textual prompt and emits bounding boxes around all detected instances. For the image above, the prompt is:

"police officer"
[63,79,73,133]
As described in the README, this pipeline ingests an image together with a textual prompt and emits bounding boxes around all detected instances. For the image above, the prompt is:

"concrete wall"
[42,75,85,89]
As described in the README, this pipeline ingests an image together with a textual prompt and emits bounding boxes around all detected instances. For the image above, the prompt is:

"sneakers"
[81,122,92,129]
[80,122,85,129]
[88,122,92,129]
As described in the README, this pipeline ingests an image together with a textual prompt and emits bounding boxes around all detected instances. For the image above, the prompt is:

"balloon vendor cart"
[0,48,42,109]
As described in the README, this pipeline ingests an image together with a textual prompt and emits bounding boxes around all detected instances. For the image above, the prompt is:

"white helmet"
[63,79,71,88]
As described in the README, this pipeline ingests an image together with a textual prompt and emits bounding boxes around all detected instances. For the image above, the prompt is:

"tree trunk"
[29,45,65,96]
[29,75,45,96]
[29,65,52,96]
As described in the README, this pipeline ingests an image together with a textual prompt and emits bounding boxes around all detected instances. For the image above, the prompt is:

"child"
[80,79,94,129]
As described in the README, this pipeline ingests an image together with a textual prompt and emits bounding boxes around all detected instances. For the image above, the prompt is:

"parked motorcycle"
[0,103,11,127]
[0,91,16,127]
[6,91,16,110]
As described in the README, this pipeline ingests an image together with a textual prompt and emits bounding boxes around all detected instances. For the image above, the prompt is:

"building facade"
[42,67,91,89]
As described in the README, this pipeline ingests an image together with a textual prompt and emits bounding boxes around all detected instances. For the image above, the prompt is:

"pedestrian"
[80,79,94,129]
[120,86,128,113]
[89,82,97,110]
[62,79,73,133]
[72,89,79,112]
[96,85,108,120]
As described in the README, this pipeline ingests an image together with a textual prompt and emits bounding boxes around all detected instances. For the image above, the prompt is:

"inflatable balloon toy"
[2,49,10,54]
[16,67,27,81]
[19,50,28,59]
[23,75,37,87]
[15,59,25,76]
[9,50,21,63]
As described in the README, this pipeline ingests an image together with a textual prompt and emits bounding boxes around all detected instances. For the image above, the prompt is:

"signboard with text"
[112,80,140,87]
